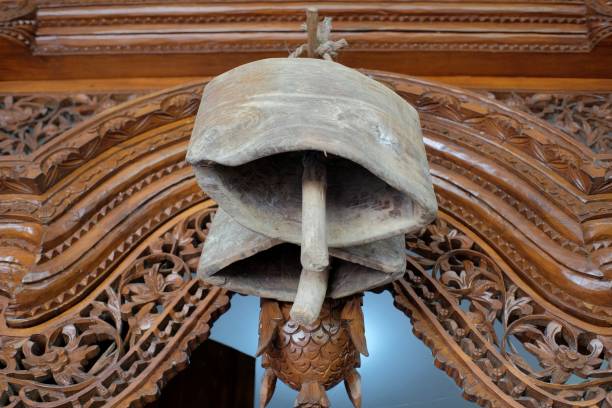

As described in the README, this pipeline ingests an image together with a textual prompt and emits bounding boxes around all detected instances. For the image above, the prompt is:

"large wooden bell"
[187,57,436,324]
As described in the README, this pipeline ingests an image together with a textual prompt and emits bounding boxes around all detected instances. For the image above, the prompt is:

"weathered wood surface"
[292,151,330,325]
[199,236,405,302]
[187,57,437,248]
[299,152,329,273]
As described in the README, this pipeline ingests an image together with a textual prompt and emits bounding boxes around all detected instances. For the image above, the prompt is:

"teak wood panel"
[1,0,612,80]
[0,71,610,407]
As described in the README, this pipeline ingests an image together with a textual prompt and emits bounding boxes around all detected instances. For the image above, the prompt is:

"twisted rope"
[289,16,348,60]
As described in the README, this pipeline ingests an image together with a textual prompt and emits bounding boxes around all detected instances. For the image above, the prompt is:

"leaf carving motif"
[0,94,135,156]
[0,206,229,406]
[396,218,612,406]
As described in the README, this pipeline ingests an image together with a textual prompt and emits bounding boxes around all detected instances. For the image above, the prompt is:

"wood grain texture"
[0,72,609,328]
[2,76,612,94]
[0,67,610,407]
[0,1,611,80]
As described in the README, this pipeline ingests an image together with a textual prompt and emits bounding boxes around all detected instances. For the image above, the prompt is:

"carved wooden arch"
[0,71,610,407]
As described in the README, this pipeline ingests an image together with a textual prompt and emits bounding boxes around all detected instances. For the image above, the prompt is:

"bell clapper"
[290,151,330,325]
[291,10,330,326]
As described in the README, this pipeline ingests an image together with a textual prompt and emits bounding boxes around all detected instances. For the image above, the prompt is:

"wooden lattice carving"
[0,71,609,407]
[393,216,612,407]
[0,94,138,156]
[0,203,230,407]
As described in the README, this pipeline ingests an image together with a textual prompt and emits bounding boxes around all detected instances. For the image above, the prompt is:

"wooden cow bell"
[187,57,436,324]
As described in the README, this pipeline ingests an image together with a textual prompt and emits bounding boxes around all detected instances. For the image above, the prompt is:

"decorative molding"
[0,88,201,195]
[0,0,35,48]
[1,90,608,163]
[0,1,611,55]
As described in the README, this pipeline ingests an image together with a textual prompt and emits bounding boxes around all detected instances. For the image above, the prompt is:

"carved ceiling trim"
[0,1,611,55]
[0,73,609,331]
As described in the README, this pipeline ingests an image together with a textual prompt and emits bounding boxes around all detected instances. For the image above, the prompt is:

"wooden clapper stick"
[290,151,330,325]
[289,10,330,326]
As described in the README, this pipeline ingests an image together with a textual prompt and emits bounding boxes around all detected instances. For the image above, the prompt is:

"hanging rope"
[289,10,348,61]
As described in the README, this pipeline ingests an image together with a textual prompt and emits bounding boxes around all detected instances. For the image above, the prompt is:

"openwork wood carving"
[0,91,608,159]
[0,70,609,406]
[0,203,230,407]
[494,93,611,154]
[0,94,136,156]
[393,216,612,407]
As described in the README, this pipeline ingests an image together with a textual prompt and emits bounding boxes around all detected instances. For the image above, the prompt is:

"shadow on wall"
[210,291,475,408]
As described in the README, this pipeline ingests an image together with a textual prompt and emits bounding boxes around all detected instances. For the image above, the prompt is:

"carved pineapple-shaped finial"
[257,296,367,408]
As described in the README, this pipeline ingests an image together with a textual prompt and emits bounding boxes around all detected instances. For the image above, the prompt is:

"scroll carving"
[0,94,136,156]
[494,93,611,154]
[0,71,609,407]
[0,90,608,162]
[0,89,200,195]
[0,205,230,407]
[0,74,609,329]
[393,218,612,407]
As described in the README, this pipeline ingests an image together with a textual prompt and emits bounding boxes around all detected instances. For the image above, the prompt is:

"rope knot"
[289,16,348,60]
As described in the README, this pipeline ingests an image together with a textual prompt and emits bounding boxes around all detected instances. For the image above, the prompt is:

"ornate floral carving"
[0,72,609,408]
[394,218,612,407]
[495,93,611,154]
[0,206,230,407]
[0,94,137,156]
[397,87,609,196]
[0,89,200,195]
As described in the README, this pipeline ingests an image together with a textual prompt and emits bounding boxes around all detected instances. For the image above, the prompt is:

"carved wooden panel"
[0,71,610,406]
[1,90,608,157]
[1,1,611,79]
[493,93,611,154]
[0,94,138,156]
[0,204,230,406]
[394,215,612,406]
[2,0,611,54]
